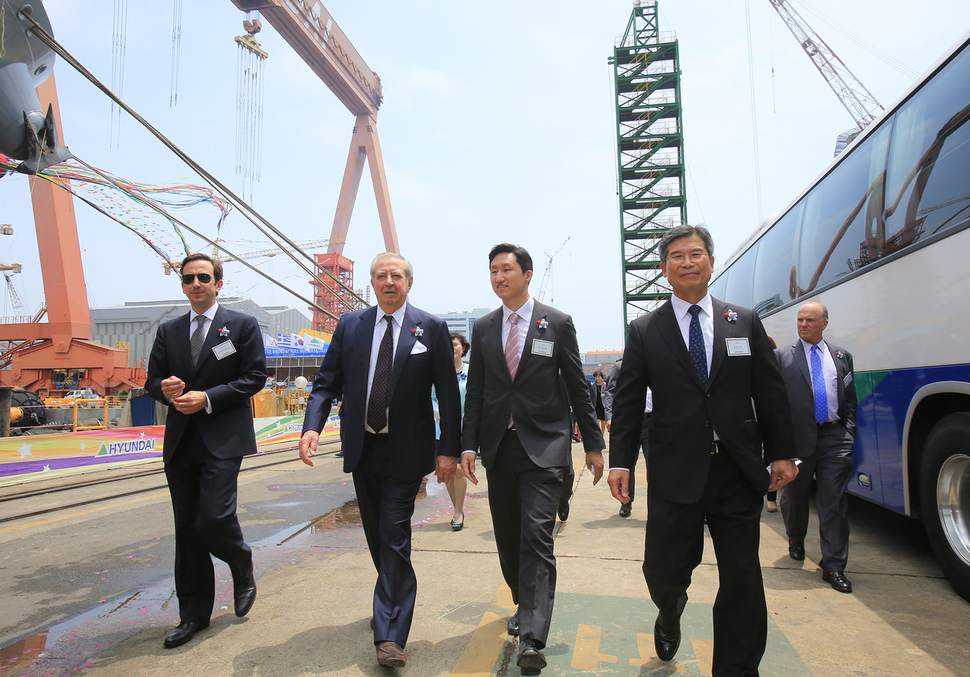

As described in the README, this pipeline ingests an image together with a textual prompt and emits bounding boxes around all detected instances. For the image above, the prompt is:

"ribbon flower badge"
[723,309,738,323]
[411,327,424,337]
[218,326,230,337]
[537,318,549,330]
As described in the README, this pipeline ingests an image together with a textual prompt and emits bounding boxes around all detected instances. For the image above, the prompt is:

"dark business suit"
[776,340,857,572]
[146,305,267,624]
[462,300,604,648]
[605,358,652,507]
[302,303,460,647]
[610,298,794,676]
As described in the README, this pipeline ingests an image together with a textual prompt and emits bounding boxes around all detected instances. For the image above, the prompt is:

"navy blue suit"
[302,303,460,647]
[146,305,267,623]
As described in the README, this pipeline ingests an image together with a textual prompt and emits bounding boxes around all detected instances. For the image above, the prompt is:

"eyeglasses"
[181,273,213,285]
[665,250,709,265]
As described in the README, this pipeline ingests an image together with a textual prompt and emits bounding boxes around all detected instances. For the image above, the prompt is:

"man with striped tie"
[461,243,604,675]
[775,302,858,593]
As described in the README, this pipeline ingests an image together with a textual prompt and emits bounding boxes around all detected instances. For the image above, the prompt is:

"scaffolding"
[612,0,687,331]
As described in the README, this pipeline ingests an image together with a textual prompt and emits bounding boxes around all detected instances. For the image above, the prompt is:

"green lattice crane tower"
[611,0,686,332]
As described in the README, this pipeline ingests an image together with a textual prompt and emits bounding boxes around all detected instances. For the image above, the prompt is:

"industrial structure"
[231,0,397,332]
[767,0,884,155]
[0,1,394,396]
[0,1,145,397]
[611,0,687,330]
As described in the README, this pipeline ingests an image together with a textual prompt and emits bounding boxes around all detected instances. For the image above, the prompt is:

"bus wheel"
[920,413,970,602]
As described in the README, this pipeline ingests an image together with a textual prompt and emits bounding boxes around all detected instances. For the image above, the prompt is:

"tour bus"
[708,30,970,601]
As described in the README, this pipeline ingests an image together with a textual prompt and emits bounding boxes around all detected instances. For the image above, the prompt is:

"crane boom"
[538,238,570,303]
[230,0,399,263]
[230,0,382,117]
[768,0,883,130]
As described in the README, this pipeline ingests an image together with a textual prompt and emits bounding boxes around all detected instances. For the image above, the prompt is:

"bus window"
[794,123,890,296]
[709,267,729,301]
[884,47,970,250]
[752,205,799,315]
[723,241,758,309]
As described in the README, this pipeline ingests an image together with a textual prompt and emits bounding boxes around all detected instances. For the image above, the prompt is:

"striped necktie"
[505,312,521,378]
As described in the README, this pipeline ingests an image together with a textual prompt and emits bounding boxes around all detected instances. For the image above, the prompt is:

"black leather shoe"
[788,539,805,561]
[823,570,853,593]
[654,617,681,662]
[619,501,632,518]
[234,575,257,617]
[335,450,344,457]
[507,608,520,636]
[558,502,569,521]
[164,621,209,648]
[517,638,547,675]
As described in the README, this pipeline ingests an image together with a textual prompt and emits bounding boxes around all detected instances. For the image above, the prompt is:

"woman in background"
[434,332,470,530]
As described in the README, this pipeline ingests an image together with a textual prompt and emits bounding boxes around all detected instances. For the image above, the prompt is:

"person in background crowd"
[433,331,471,530]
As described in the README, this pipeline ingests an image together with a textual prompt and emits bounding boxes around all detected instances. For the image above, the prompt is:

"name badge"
[532,339,554,357]
[726,337,751,356]
[213,340,236,360]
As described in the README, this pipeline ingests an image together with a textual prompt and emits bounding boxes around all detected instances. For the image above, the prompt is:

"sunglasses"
[181,273,213,285]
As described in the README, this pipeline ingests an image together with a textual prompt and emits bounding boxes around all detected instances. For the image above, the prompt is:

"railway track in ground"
[0,439,342,524]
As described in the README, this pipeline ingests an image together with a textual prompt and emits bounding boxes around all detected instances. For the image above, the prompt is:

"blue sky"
[1,0,968,352]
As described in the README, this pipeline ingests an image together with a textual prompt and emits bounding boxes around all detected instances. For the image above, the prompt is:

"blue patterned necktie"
[688,305,708,387]
[811,344,827,424]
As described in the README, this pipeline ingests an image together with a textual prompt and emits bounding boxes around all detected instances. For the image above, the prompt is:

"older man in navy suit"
[300,252,461,668]
[146,252,267,648]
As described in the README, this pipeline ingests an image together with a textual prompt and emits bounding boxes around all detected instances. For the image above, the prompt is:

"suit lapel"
[826,343,847,408]
[484,308,512,385]
[516,304,544,379]
[391,308,420,399]
[173,313,192,374]
[354,306,379,377]
[655,301,706,390]
[194,306,228,373]
[793,341,812,389]
[708,299,728,385]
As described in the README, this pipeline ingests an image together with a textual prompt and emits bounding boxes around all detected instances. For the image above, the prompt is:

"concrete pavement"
[2,441,969,676]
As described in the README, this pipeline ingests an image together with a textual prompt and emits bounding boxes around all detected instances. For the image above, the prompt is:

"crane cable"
[19,11,369,312]
[744,0,764,226]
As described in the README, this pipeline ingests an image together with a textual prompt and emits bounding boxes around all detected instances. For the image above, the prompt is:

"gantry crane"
[768,0,884,154]
[230,1,398,331]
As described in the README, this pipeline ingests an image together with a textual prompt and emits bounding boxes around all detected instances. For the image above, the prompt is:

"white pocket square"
[410,341,428,354]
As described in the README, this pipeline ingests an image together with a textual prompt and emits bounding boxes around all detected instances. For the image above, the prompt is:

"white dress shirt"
[364,303,407,434]
[188,302,219,343]
[800,337,839,422]
[185,302,220,413]
[670,293,718,440]
[669,293,714,376]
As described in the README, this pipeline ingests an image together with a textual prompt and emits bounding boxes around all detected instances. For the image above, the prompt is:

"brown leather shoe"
[376,641,407,667]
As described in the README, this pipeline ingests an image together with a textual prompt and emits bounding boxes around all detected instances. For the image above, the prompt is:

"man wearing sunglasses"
[146,252,268,648]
